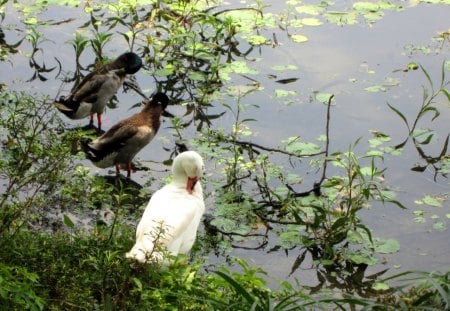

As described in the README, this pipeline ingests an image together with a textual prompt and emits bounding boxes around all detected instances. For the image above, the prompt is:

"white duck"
[126,151,205,264]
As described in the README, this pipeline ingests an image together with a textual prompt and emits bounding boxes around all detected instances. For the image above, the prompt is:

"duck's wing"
[70,72,111,103]
[86,122,138,159]
[137,189,199,248]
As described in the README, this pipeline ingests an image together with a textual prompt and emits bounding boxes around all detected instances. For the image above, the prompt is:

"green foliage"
[0,91,72,238]
[0,0,449,310]
[0,263,44,311]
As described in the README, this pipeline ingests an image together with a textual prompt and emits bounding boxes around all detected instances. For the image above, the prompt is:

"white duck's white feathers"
[126,151,205,264]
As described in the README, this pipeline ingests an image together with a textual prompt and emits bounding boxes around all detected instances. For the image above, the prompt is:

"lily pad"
[275,89,297,97]
[326,11,358,25]
[374,238,400,254]
[353,2,380,12]
[415,195,444,207]
[348,250,378,265]
[301,17,322,26]
[290,34,309,43]
[315,92,334,104]
[247,35,269,46]
[432,222,446,231]
[285,141,321,155]
[372,282,390,291]
[365,85,387,93]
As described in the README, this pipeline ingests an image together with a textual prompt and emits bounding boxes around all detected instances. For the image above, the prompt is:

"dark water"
[1,1,449,284]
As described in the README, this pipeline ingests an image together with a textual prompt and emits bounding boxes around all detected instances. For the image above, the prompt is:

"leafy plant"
[0,263,44,311]
[388,62,450,179]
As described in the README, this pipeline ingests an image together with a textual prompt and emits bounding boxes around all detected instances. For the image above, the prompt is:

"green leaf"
[365,85,387,93]
[372,282,390,291]
[285,141,321,155]
[407,62,419,71]
[432,222,446,231]
[63,214,74,229]
[414,216,426,223]
[418,195,444,207]
[154,64,175,76]
[301,17,322,26]
[132,277,143,291]
[188,71,206,81]
[275,89,297,98]
[374,238,400,254]
[387,103,409,129]
[247,35,268,45]
[353,2,380,12]
[315,93,334,104]
[214,271,255,304]
[290,34,308,43]
[348,251,378,265]
[326,11,358,25]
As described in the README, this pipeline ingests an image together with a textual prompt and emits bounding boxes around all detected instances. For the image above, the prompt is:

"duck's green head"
[115,52,143,74]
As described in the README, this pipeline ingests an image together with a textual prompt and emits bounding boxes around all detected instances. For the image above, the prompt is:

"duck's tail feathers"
[80,139,100,161]
[126,246,147,263]
[54,96,78,112]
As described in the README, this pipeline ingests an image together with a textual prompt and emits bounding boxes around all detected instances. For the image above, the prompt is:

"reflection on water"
[0,1,449,287]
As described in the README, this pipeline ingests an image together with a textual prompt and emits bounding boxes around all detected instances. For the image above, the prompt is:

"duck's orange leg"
[126,162,132,178]
[97,113,102,131]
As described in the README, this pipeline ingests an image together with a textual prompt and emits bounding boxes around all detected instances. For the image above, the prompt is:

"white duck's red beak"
[186,176,198,194]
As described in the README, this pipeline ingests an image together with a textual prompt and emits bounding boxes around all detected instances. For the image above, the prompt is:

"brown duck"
[81,92,169,177]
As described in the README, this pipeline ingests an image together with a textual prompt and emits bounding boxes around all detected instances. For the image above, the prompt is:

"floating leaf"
[374,238,400,254]
[285,141,321,154]
[326,11,358,25]
[223,61,259,75]
[289,19,304,28]
[372,282,390,291]
[348,250,378,265]
[421,194,444,207]
[365,85,387,93]
[290,34,308,43]
[247,35,268,45]
[407,62,419,71]
[315,92,334,104]
[275,89,297,97]
[432,222,446,231]
[414,216,426,223]
[353,2,380,12]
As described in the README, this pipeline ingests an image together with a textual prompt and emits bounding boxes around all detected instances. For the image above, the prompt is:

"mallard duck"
[126,151,205,264]
[81,92,169,177]
[55,52,142,130]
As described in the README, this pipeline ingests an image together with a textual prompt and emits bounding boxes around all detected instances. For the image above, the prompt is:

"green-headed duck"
[55,52,142,130]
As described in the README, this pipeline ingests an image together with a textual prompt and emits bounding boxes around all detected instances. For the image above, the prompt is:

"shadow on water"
[0,0,449,298]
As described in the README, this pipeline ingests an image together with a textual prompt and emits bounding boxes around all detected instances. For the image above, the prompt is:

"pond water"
[222,2,450,282]
[1,0,449,287]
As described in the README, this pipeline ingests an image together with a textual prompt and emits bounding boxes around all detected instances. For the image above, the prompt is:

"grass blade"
[214,271,255,305]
